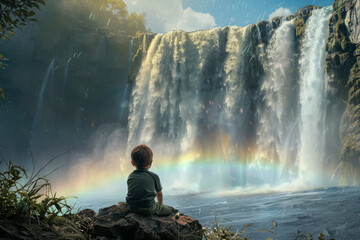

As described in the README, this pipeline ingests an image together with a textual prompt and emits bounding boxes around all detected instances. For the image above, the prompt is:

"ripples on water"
[78,186,360,240]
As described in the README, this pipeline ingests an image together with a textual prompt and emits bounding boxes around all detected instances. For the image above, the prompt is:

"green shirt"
[126,169,162,208]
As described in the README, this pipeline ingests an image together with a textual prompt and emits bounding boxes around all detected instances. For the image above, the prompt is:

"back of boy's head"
[131,144,153,169]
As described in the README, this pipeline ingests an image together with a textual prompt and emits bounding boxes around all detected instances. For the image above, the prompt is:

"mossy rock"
[332,0,343,11]
[286,15,294,21]
[294,18,305,39]
[339,55,360,185]
[256,20,270,42]
[347,57,360,88]
[127,33,156,84]
[271,16,282,28]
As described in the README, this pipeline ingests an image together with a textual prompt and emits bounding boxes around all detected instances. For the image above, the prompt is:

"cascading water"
[257,18,298,184]
[224,26,252,147]
[127,6,334,192]
[61,34,73,99]
[119,39,135,119]
[30,58,55,142]
[128,28,225,153]
[298,6,332,186]
[61,58,71,98]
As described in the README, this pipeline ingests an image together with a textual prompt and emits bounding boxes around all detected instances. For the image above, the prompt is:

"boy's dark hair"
[131,144,153,168]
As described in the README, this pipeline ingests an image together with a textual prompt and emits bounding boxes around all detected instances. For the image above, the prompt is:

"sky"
[123,0,334,33]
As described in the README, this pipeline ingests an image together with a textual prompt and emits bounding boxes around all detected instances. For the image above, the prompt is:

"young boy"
[126,144,173,216]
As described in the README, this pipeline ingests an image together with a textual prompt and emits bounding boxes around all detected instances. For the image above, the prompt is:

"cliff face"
[0,1,139,161]
[344,0,360,43]
[326,0,360,184]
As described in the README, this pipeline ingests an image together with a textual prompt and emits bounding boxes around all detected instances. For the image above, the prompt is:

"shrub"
[0,159,73,224]
[203,217,253,240]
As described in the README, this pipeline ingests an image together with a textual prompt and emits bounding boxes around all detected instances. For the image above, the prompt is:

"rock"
[338,53,360,185]
[345,0,360,44]
[78,208,96,221]
[128,32,157,84]
[326,0,360,184]
[0,204,203,240]
[93,203,203,240]
[293,5,321,41]
[325,0,357,102]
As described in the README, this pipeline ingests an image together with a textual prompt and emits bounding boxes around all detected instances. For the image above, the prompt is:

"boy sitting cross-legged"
[126,144,173,216]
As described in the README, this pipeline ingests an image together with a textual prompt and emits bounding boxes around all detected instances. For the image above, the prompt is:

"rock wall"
[327,0,360,184]
[0,1,140,163]
[345,0,360,44]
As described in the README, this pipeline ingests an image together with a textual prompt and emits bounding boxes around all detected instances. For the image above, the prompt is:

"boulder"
[93,203,203,240]
[78,208,96,220]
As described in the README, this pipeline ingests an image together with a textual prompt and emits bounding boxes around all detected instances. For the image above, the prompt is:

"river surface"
[78,186,360,240]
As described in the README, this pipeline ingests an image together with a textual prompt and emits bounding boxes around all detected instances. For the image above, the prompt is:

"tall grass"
[0,159,73,225]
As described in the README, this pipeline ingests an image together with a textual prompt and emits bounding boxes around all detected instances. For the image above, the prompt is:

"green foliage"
[83,0,147,35]
[204,219,331,240]
[0,0,46,40]
[203,217,252,240]
[0,53,8,71]
[258,221,278,240]
[91,0,128,19]
[0,0,46,93]
[0,160,73,224]
[0,87,5,99]
[295,230,326,240]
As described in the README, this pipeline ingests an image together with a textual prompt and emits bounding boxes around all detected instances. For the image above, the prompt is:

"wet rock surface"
[344,0,360,44]
[326,0,360,183]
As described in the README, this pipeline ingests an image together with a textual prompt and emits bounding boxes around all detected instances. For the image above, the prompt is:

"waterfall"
[224,26,252,144]
[298,6,332,186]
[61,57,71,99]
[128,29,225,152]
[30,59,55,141]
[119,39,136,119]
[128,38,134,65]
[127,6,334,191]
[257,18,298,183]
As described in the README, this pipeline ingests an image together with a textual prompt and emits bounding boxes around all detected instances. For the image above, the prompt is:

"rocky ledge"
[0,203,203,240]
[92,203,202,240]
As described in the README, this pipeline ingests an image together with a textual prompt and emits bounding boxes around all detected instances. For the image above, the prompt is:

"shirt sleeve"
[153,172,162,192]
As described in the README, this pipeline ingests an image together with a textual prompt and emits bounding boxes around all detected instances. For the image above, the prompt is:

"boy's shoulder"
[127,169,163,192]
[128,169,160,178]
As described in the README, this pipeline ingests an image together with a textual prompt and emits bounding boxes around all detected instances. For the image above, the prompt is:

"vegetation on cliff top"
[0,0,148,98]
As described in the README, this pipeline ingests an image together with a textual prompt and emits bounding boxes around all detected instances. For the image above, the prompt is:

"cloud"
[268,7,292,20]
[177,7,216,32]
[124,0,216,33]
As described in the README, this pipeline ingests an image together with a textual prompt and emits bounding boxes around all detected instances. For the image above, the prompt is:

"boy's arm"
[155,190,163,204]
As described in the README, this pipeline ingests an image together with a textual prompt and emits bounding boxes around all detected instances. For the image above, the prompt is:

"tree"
[85,0,147,35]
[100,0,128,19]
[0,0,46,98]
[0,0,46,39]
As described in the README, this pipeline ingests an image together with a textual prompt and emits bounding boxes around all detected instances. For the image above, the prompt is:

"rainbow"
[52,146,300,200]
